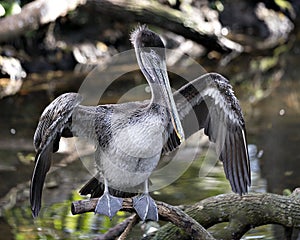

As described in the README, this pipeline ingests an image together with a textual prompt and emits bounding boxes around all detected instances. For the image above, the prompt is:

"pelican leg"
[95,178,123,219]
[132,180,158,221]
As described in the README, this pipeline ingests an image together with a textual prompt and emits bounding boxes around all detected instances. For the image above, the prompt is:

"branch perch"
[71,190,300,240]
[153,190,300,240]
[72,197,215,240]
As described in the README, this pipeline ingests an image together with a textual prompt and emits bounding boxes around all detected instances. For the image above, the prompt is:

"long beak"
[159,66,185,143]
[137,48,185,143]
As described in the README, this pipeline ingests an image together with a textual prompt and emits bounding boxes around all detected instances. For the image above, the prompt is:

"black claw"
[133,194,158,221]
[95,192,123,219]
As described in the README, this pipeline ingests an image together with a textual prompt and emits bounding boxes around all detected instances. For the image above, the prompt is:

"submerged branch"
[71,189,300,240]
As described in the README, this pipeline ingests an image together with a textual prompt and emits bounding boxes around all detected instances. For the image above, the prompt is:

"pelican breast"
[112,116,165,159]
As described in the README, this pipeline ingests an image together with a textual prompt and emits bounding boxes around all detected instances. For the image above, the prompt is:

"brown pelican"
[30,25,250,221]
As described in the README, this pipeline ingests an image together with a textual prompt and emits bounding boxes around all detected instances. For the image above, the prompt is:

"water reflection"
[0,63,299,239]
[249,80,300,195]
[247,80,300,240]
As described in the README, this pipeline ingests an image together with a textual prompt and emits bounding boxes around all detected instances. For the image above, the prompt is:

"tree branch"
[72,198,215,240]
[153,190,300,240]
[71,189,300,240]
[0,0,242,54]
[92,214,139,240]
[84,0,243,53]
[0,0,86,42]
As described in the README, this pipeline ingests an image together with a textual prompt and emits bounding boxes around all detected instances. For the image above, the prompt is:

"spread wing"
[169,73,251,195]
[30,93,83,217]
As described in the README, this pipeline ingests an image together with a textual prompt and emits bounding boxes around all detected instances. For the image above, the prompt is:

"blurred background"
[0,0,299,239]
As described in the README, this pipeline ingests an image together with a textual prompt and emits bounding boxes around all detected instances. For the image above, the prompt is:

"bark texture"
[0,0,86,42]
[0,0,242,53]
[71,189,300,240]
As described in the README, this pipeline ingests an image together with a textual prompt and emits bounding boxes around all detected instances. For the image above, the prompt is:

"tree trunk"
[83,0,243,53]
[0,0,242,53]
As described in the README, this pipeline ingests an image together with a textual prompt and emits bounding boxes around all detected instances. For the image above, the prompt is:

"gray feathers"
[30,27,251,219]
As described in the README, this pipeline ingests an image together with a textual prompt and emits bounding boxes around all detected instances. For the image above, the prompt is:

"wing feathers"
[172,73,251,194]
[30,143,52,217]
[30,93,82,217]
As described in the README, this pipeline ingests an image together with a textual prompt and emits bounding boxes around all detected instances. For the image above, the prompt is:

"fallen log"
[0,0,242,53]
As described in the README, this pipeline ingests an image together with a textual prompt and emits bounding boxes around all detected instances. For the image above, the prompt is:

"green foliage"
[0,0,21,17]
[212,0,224,12]
[274,0,293,12]
[250,44,290,73]
[283,188,292,196]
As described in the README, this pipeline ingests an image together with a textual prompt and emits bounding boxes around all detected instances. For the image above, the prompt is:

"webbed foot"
[95,192,123,219]
[133,193,158,221]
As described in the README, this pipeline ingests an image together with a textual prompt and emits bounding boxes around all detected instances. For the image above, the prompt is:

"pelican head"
[131,25,185,143]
